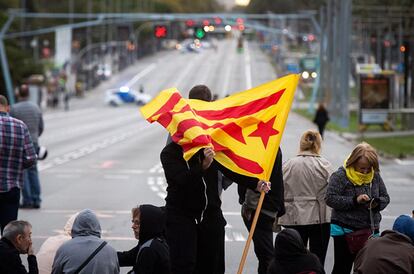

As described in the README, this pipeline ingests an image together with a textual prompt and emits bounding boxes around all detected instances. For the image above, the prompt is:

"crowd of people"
[1,84,413,274]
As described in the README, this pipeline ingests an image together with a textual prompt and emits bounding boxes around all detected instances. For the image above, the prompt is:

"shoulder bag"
[74,241,107,274]
[343,198,376,254]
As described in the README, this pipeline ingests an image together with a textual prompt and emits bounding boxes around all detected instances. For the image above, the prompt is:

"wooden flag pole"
[237,190,266,274]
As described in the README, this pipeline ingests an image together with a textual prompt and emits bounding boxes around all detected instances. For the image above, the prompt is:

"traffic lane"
[20,125,166,250]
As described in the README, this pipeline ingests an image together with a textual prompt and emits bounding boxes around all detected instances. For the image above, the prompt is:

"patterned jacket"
[325,167,390,230]
[0,111,37,192]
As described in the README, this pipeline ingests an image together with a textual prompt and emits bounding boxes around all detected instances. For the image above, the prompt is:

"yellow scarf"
[343,159,374,186]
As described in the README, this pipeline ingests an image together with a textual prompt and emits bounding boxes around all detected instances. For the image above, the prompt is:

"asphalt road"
[18,37,414,274]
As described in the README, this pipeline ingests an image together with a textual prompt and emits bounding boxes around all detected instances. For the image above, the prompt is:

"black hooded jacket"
[238,148,286,218]
[117,205,170,274]
[161,142,258,223]
[267,228,325,274]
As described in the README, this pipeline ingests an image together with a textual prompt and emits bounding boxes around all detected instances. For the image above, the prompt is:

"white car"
[105,86,152,106]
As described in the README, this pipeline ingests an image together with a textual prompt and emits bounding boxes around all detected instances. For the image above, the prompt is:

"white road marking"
[38,125,149,171]
[221,40,236,97]
[172,53,203,87]
[125,63,157,87]
[103,174,130,180]
[244,40,252,89]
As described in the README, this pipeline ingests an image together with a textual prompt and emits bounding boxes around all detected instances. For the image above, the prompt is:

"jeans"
[22,146,41,206]
[0,187,20,235]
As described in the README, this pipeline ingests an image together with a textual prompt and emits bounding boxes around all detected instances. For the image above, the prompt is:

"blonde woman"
[325,142,390,274]
[279,130,333,266]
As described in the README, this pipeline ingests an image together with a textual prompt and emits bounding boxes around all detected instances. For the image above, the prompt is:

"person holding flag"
[160,85,271,274]
[140,74,299,274]
[238,147,285,274]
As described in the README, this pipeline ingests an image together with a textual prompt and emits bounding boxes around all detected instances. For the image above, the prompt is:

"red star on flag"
[248,117,279,148]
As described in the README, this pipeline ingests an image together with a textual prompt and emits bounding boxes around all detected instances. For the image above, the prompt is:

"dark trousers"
[196,219,225,274]
[285,223,330,266]
[0,187,20,235]
[317,124,326,138]
[242,210,274,274]
[165,211,198,274]
[332,236,356,274]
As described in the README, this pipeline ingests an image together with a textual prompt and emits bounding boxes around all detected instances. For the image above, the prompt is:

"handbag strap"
[74,241,107,274]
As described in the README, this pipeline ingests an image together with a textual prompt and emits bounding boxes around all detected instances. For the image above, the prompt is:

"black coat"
[117,205,170,274]
[160,142,259,223]
[0,238,38,274]
[313,108,329,127]
[238,148,286,218]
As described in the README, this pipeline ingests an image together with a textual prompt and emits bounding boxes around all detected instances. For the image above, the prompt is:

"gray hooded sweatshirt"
[52,209,120,274]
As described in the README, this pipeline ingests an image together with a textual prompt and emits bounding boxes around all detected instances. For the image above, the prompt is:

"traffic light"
[154,25,168,38]
[194,27,206,39]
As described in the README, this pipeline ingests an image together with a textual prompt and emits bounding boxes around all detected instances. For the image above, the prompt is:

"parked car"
[105,86,152,106]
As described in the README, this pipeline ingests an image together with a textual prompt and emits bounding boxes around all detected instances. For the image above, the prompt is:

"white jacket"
[279,151,333,225]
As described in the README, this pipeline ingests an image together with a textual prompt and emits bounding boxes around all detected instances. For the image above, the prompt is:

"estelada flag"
[140,74,299,181]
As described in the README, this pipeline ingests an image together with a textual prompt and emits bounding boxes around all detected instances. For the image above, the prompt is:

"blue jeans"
[22,152,41,206]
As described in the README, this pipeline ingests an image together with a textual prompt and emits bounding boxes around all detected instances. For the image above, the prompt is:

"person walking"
[325,142,390,274]
[118,204,170,274]
[279,130,333,266]
[10,84,44,209]
[161,85,270,274]
[0,220,38,274]
[238,148,285,274]
[313,103,329,138]
[0,95,37,235]
[353,214,414,274]
[267,228,325,274]
[52,209,119,274]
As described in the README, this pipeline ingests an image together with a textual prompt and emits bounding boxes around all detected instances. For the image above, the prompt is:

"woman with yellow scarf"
[325,142,390,274]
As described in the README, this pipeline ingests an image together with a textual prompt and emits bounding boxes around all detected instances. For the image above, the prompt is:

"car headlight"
[302,71,310,79]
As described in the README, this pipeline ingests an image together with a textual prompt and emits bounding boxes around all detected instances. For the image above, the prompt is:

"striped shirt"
[0,111,37,192]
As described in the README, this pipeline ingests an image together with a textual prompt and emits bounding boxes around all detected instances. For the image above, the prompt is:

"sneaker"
[33,204,41,209]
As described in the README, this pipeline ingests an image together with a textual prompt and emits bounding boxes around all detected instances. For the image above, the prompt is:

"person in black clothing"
[117,204,170,274]
[161,85,271,274]
[313,103,329,138]
[238,148,285,274]
[0,220,38,274]
[267,228,325,274]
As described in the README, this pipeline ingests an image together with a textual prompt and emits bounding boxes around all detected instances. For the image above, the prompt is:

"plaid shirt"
[0,111,37,192]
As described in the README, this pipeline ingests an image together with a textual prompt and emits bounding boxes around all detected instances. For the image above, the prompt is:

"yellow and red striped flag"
[140,74,299,181]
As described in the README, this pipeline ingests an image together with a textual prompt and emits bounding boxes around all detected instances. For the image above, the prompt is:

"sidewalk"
[282,112,356,168]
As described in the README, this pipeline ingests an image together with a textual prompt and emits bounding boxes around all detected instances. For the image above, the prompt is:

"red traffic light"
[185,20,195,27]
[154,25,167,38]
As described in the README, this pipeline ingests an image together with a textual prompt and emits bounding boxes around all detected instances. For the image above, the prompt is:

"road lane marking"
[125,63,157,87]
[221,40,236,97]
[38,124,150,171]
[103,174,130,180]
[172,53,203,87]
[244,40,252,89]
